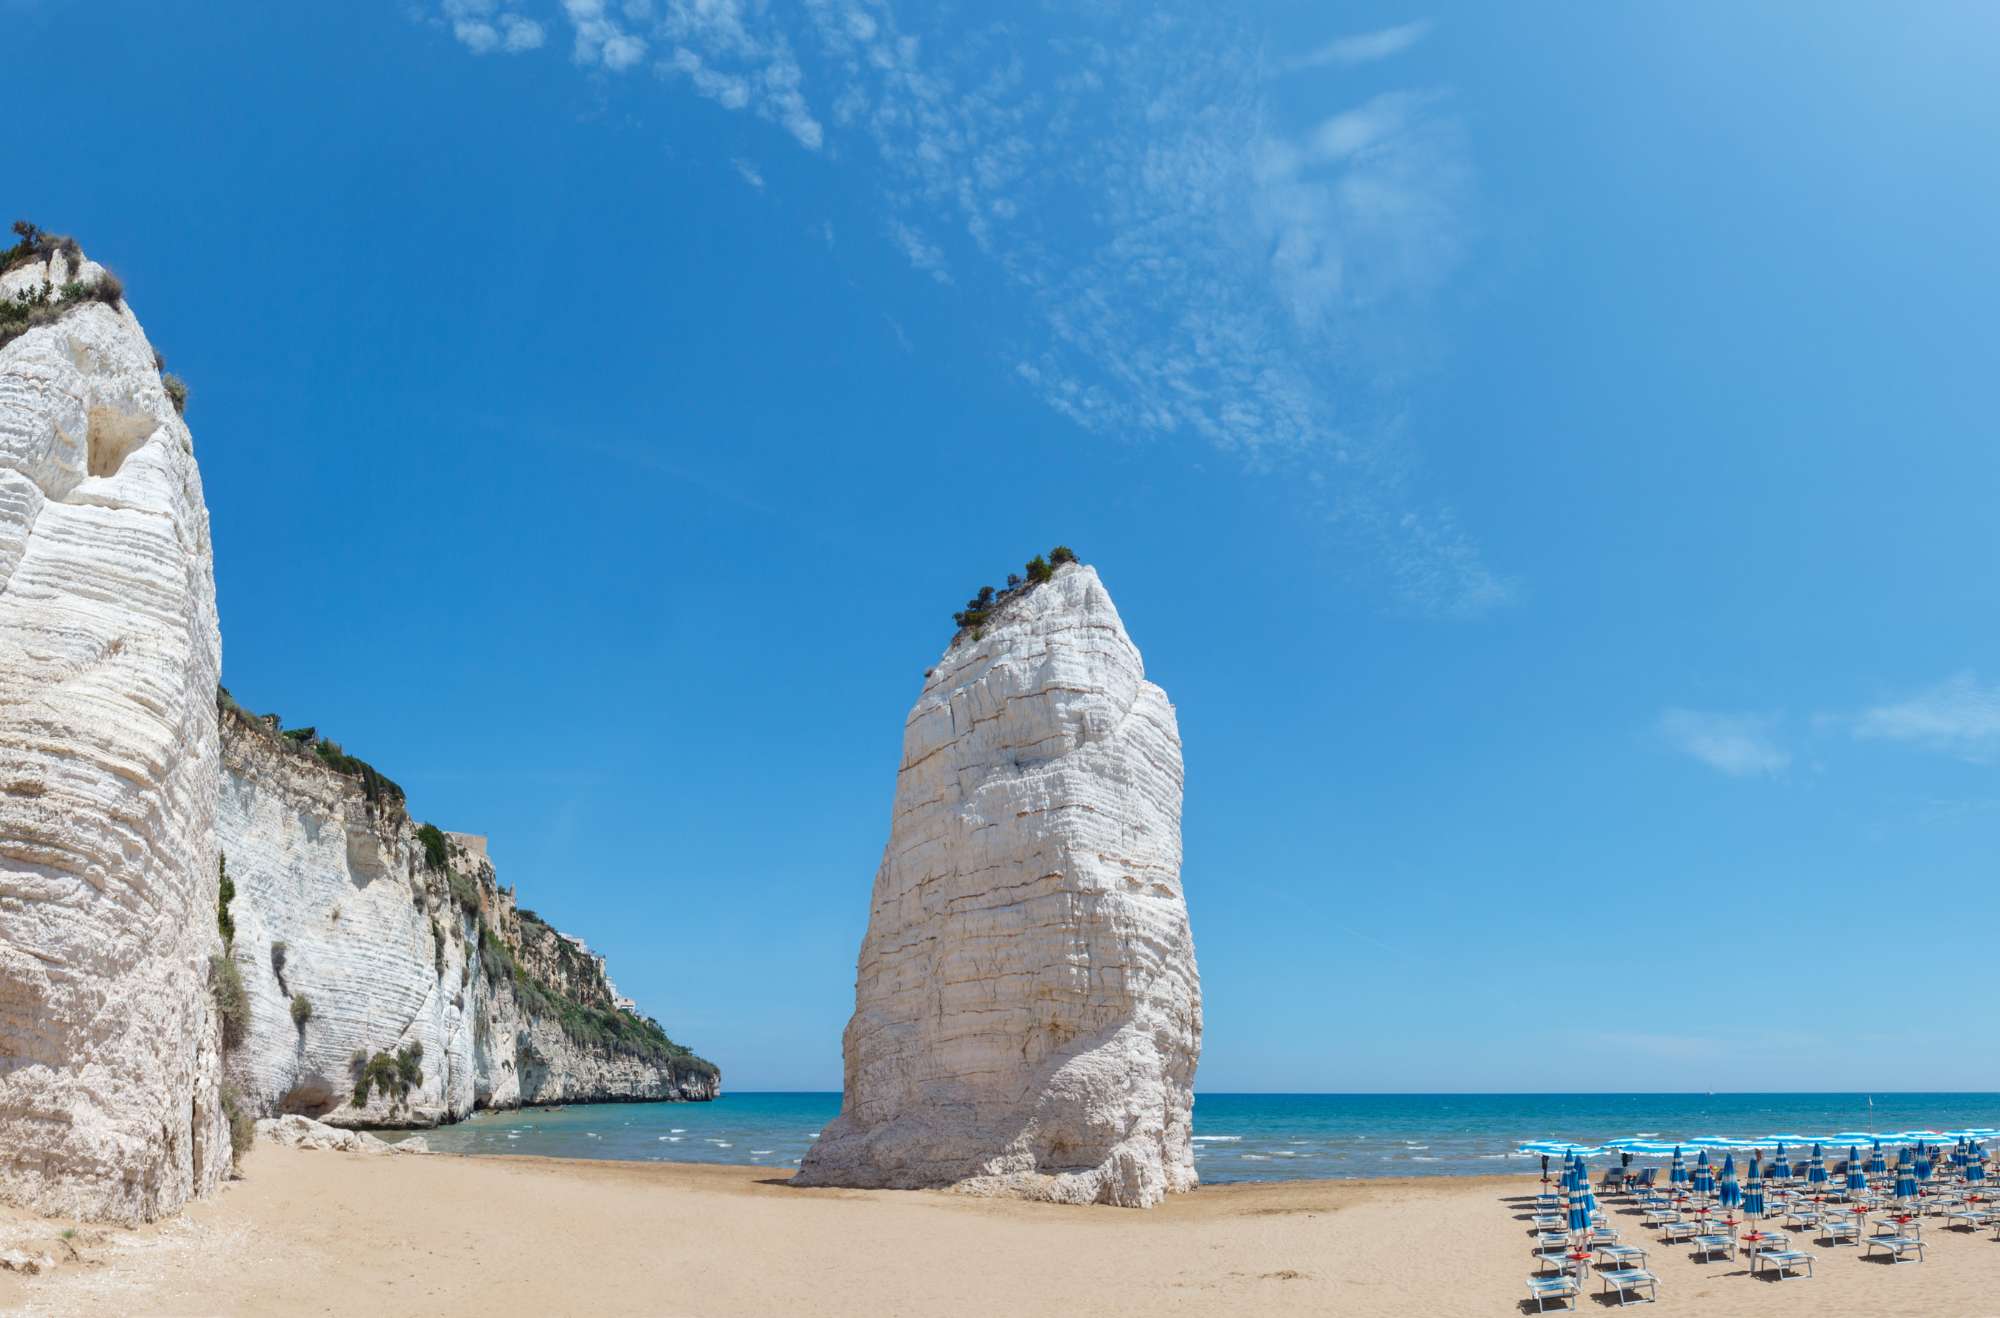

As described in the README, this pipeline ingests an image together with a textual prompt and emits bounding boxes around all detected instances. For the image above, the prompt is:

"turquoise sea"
[389,1092,2000,1183]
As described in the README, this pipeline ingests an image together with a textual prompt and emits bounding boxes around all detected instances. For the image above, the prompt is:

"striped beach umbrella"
[1894,1162,1919,1203]
[1693,1149,1715,1196]
[1743,1159,1765,1220]
[1669,1146,1688,1186]
[1869,1140,1887,1176]
[1916,1152,1934,1185]
[1968,1153,1987,1187]
[1719,1153,1741,1209]
[1847,1146,1867,1193]
[1772,1142,1792,1180]
[1807,1144,1827,1188]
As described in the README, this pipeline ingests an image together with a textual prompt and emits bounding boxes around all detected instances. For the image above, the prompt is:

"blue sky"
[20,2,2000,1091]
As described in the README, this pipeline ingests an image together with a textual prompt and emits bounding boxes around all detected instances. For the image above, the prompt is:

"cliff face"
[0,249,230,1220]
[797,563,1200,1207]
[217,705,717,1127]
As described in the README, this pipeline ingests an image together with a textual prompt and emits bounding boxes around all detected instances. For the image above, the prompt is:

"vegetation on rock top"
[218,687,407,805]
[951,544,1079,637]
[0,223,124,352]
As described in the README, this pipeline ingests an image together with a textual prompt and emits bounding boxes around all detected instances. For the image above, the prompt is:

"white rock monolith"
[797,562,1200,1207]
[0,249,229,1220]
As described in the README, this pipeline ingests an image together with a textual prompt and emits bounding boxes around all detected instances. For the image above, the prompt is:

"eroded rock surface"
[797,564,1200,1207]
[0,250,229,1221]
[218,706,718,1127]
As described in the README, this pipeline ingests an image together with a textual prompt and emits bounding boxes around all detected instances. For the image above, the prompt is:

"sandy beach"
[2,1149,1995,1317]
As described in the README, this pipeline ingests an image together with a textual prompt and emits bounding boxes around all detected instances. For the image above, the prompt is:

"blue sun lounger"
[1752,1250,1815,1280]
[1526,1273,1578,1312]
[1863,1235,1924,1263]
[1597,1267,1659,1307]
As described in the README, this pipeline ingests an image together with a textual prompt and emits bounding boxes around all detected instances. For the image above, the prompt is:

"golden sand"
[2,1149,1994,1316]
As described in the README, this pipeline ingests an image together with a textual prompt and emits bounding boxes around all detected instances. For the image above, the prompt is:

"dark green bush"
[210,954,248,1049]
[0,250,124,351]
[416,823,449,873]
[312,739,405,805]
[949,548,1079,633]
[1,222,80,276]
[290,993,313,1029]
[352,1043,425,1108]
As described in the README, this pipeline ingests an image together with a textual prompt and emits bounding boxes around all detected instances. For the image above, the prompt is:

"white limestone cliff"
[217,705,718,1126]
[0,249,230,1221]
[796,563,1200,1207]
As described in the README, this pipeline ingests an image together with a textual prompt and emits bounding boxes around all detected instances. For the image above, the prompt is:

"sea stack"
[798,560,1200,1207]
[0,243,230,1219]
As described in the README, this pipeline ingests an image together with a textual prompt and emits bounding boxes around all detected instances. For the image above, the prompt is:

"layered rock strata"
[797,563,1200,1207]
[218,704,718,1127]
[0,250,230,1220]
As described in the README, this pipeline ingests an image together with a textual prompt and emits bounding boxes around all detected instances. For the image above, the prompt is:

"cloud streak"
[420,2,1503,615]
[1283,20,1434,73]
[1849,672,2000,761]
[1657,708,1790,778]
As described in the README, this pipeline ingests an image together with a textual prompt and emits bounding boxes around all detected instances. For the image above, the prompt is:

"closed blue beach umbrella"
[1894,1163,1918,1202]
[1847,1146,1866,1193]
[1869,1140,1887,1176]
[1968,1155,1987,1187]
[1743,1161,1765,1219]
[1807,1144,1827,1188]
[1568,1194,1591,1232]
[1719,1153,1741,1209]
[1772,1142,1791,1180]
[1693,1149,1715,1196]
[1669,1146,1688,1186]
[1916,1152,1934,1184]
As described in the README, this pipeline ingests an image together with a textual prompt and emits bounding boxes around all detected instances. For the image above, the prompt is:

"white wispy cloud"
[421,1,1503,615]
[443,0,544,54]
[886,219,950,285]
[1657,708,1790,778]
[565,0,647,69]
[731,157,765,190]
[1284,20,1433,73]
[1849,672,2000,760]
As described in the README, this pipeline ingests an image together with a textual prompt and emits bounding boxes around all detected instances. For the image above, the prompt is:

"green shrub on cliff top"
[290,992,313,1030]
[949,546,1079,632]
[416,823,450,873]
